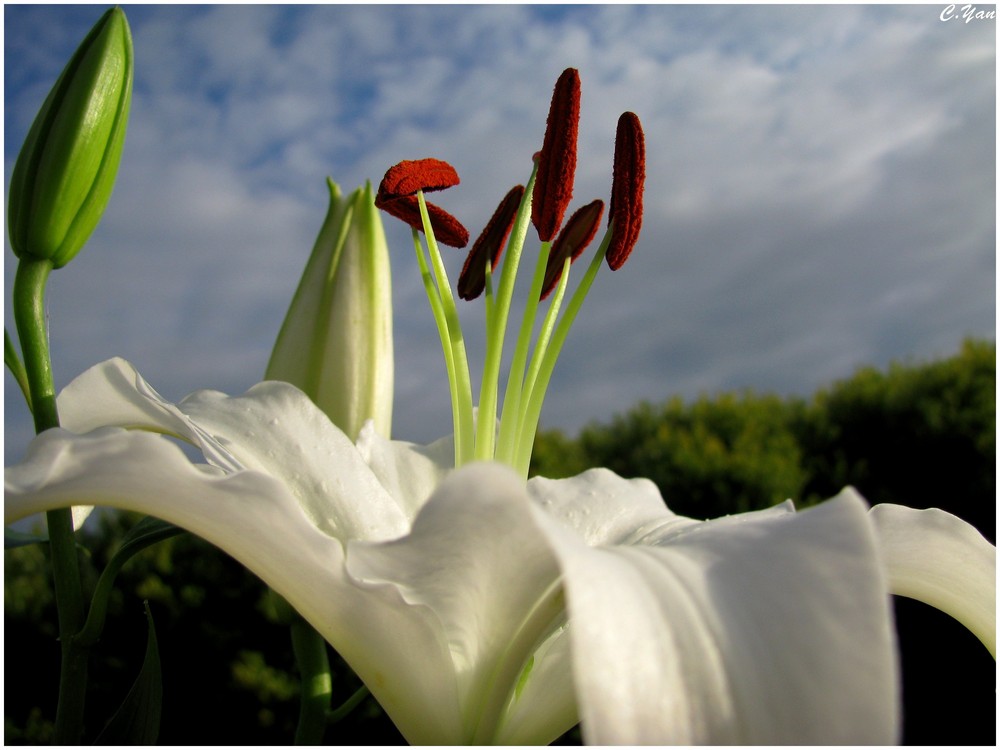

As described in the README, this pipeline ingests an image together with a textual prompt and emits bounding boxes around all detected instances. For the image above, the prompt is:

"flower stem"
[13,257,89,744]
[291,618,333,744]
[327,685,370,725]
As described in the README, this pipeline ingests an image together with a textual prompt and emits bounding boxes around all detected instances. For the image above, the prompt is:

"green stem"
[14,259,59,432]
[327,685,370,725]
[291,618,333,745]
[13,258,89,744]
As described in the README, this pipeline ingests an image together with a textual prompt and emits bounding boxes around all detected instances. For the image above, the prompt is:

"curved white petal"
[349,462,577,744]
[4,427,463,743]
[870,503,996,656]
[529,468,693,545]
[355,420,453,521]
[4,431,580,744]
[56,358,408,542]
[531,478,899,745]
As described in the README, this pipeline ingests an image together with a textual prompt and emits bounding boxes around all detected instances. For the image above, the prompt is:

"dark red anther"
[377,158,460,200]
[377,194,469,249]
[532,68,580,243]
[375,159,470,248]
[457,185,525,301]
[606,112,645,270]
[540,199,604,300]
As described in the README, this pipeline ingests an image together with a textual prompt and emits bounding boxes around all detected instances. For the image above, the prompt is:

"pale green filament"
[415,191,474,466]
[414,165,609,477]
[473,164,538,461]
[411,229,463,464]
[493,239,551,465]
[512,229,612,474]
[509,255,572,464]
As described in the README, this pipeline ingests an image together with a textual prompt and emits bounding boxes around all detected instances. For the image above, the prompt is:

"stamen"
[375,70,644,477]
[540,199,603,300]
[375,159,470,248]
[377,195,469,248]
[531,68,580,242]
[606,112,645,270]
[377,158,461,198]
[457,185,525,301]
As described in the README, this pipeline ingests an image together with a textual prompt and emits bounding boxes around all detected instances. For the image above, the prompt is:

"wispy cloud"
[4,5,994,463]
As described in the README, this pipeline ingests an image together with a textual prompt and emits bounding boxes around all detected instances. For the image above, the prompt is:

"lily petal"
[530,478,899,744]
[56,357,408,542]
[355,420,453,521]
[12,361,906,744]
[870,503,996,656]
[350,462,577,744]
[4,430,578,744]
[3,426,463,741]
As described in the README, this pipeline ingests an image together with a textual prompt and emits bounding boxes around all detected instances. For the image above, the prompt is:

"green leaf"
[111,516,185,563]
[4,328,32,412]
[94,601,162,745]
[77,516,184,647]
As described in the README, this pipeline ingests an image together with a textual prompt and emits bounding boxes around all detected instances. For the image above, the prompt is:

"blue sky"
[4,4,996,464]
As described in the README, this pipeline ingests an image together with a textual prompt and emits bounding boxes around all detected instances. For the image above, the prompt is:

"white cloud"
[4,5,994,460]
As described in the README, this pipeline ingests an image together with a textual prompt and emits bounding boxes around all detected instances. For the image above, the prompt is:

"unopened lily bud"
[8,7,133,269]
[267,179,394,440]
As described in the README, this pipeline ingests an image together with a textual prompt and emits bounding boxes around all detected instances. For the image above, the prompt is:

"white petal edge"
[3,427,465,743]
[532,484,899,744]
[348,461,577,744]
[870,502,996,656]
[55,358,410,542]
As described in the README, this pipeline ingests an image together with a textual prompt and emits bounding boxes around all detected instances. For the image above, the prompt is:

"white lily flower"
[7,67,993,745]
[7,357,902,744]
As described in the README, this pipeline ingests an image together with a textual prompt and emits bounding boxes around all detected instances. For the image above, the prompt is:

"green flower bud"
[267,179,394,440]
[8,7,133,269]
